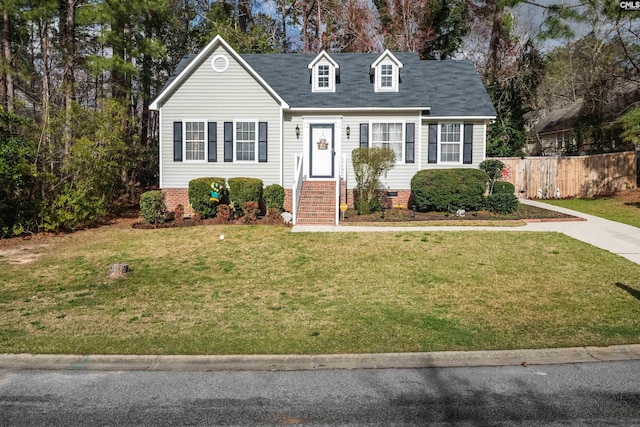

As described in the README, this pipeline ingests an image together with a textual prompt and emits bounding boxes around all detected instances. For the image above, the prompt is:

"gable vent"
[211,55,229,73]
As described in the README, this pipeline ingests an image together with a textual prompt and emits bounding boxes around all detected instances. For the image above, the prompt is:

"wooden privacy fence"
[490,151,637,199]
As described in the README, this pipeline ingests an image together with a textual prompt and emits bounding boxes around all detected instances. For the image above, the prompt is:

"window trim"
[312,60,335,93]
[183,119,207,163]
[374,61,399,92]
[233,119,259,163]
[437,122,463,165]
[371,50,403,93]
[369,120,405,164]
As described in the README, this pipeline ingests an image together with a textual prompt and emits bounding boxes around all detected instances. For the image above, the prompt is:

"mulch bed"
[341,203,578,223]
[131,217,290,229]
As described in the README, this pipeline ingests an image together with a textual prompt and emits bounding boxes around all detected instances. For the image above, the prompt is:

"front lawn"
[542,190,640,228]
[1,224,639,355]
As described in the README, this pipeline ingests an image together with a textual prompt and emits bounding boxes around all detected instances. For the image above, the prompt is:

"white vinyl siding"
[420,120,487,169]
[160,45,281,188]
[185,121,205,161]
[371,122,403,162]
[439,123,462,163]
[283,112,420,191]
[235,121,257,161]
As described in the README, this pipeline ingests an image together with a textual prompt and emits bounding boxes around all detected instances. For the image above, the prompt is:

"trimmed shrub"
[493,181,515,195]
[264,184,285,211]
[410,169,489,212]
[140,190,167,225]
[263,207,283,224]
[486,193,519,214]
[241,201,260,223]
[188,177,227,219]
[228,177,263,216]
[214,204,233,223]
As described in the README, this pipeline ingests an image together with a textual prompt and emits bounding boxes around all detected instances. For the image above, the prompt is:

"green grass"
[542,196,640,228]
[1,224,639,355]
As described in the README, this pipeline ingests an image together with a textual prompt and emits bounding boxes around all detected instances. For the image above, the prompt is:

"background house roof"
[162,51,496,117]
[534,100,583,135]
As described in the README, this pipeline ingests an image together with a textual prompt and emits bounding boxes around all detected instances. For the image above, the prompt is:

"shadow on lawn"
[615,282,640,301]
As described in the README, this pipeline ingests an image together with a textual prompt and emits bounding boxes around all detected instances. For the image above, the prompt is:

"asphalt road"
[1,361,639,426]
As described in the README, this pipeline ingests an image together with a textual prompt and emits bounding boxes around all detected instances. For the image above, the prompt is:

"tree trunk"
[59,0,77,156]
[487,0,504,81]
[37,18,51,170]
[2,8,14,113]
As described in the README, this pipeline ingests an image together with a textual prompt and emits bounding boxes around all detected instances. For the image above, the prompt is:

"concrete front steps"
[296,181,336,225]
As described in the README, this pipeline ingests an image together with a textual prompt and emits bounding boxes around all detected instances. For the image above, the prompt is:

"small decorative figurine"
[210,182,220,202]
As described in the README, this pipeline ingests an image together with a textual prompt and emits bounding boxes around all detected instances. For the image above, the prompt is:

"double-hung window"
[380,64,393,88]
[235,121,257,161]
[372,122,403,162]
[440,123,462,163]
[185,121,205,161]
[317,65,330,89]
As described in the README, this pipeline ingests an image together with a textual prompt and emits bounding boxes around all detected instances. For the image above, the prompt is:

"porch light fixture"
[346,125,351,139]
[295,124,300,139]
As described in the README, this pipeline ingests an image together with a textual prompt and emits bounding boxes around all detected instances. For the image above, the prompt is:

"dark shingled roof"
[162,52,496,117]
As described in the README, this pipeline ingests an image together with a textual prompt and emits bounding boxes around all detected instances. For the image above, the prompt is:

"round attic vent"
[211,55,229,72]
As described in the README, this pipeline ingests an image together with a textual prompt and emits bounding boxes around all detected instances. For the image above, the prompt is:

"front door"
[309,124,334,178]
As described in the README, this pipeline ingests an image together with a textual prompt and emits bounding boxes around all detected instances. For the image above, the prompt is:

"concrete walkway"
[292,199,640,265]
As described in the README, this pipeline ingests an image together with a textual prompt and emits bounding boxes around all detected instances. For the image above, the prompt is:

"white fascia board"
[307,50,340,72]
[289,107,429,112]
[422,115,496,120]
[149,34,289,110]
[370,49,404,70]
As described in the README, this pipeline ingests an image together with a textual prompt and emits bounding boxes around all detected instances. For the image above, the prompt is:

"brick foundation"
[162,188,192,216]
[338,182,413,209]
[284,189,293,212]
[164,185,412,216]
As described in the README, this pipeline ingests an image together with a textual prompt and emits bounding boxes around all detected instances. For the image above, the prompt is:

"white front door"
[309,124,334,178]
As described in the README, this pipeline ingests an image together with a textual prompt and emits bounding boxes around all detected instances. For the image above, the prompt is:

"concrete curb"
[1,345,639,372]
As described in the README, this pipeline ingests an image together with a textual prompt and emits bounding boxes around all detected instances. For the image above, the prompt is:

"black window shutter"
[224,122,233,162]
[428,123,437,164]
[173,122,182,162]
[359,123,368,148]
[463,123,473,164]
[405,123,415,164]
[208,122,217,162]
[258,122,268,162]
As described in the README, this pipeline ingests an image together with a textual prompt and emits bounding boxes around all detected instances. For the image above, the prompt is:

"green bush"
[188,177,227,219]
[264,184,285,211]
[493,181,515,195]
[486,193,519,214]
[140,190,167,225]
[228,177,263,216]
[410,169,489,212]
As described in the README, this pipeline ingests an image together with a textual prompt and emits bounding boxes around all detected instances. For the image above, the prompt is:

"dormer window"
[317,65,330,88]
[380,64,393,88]
[308,51,339,93]
[371,50,403,93]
